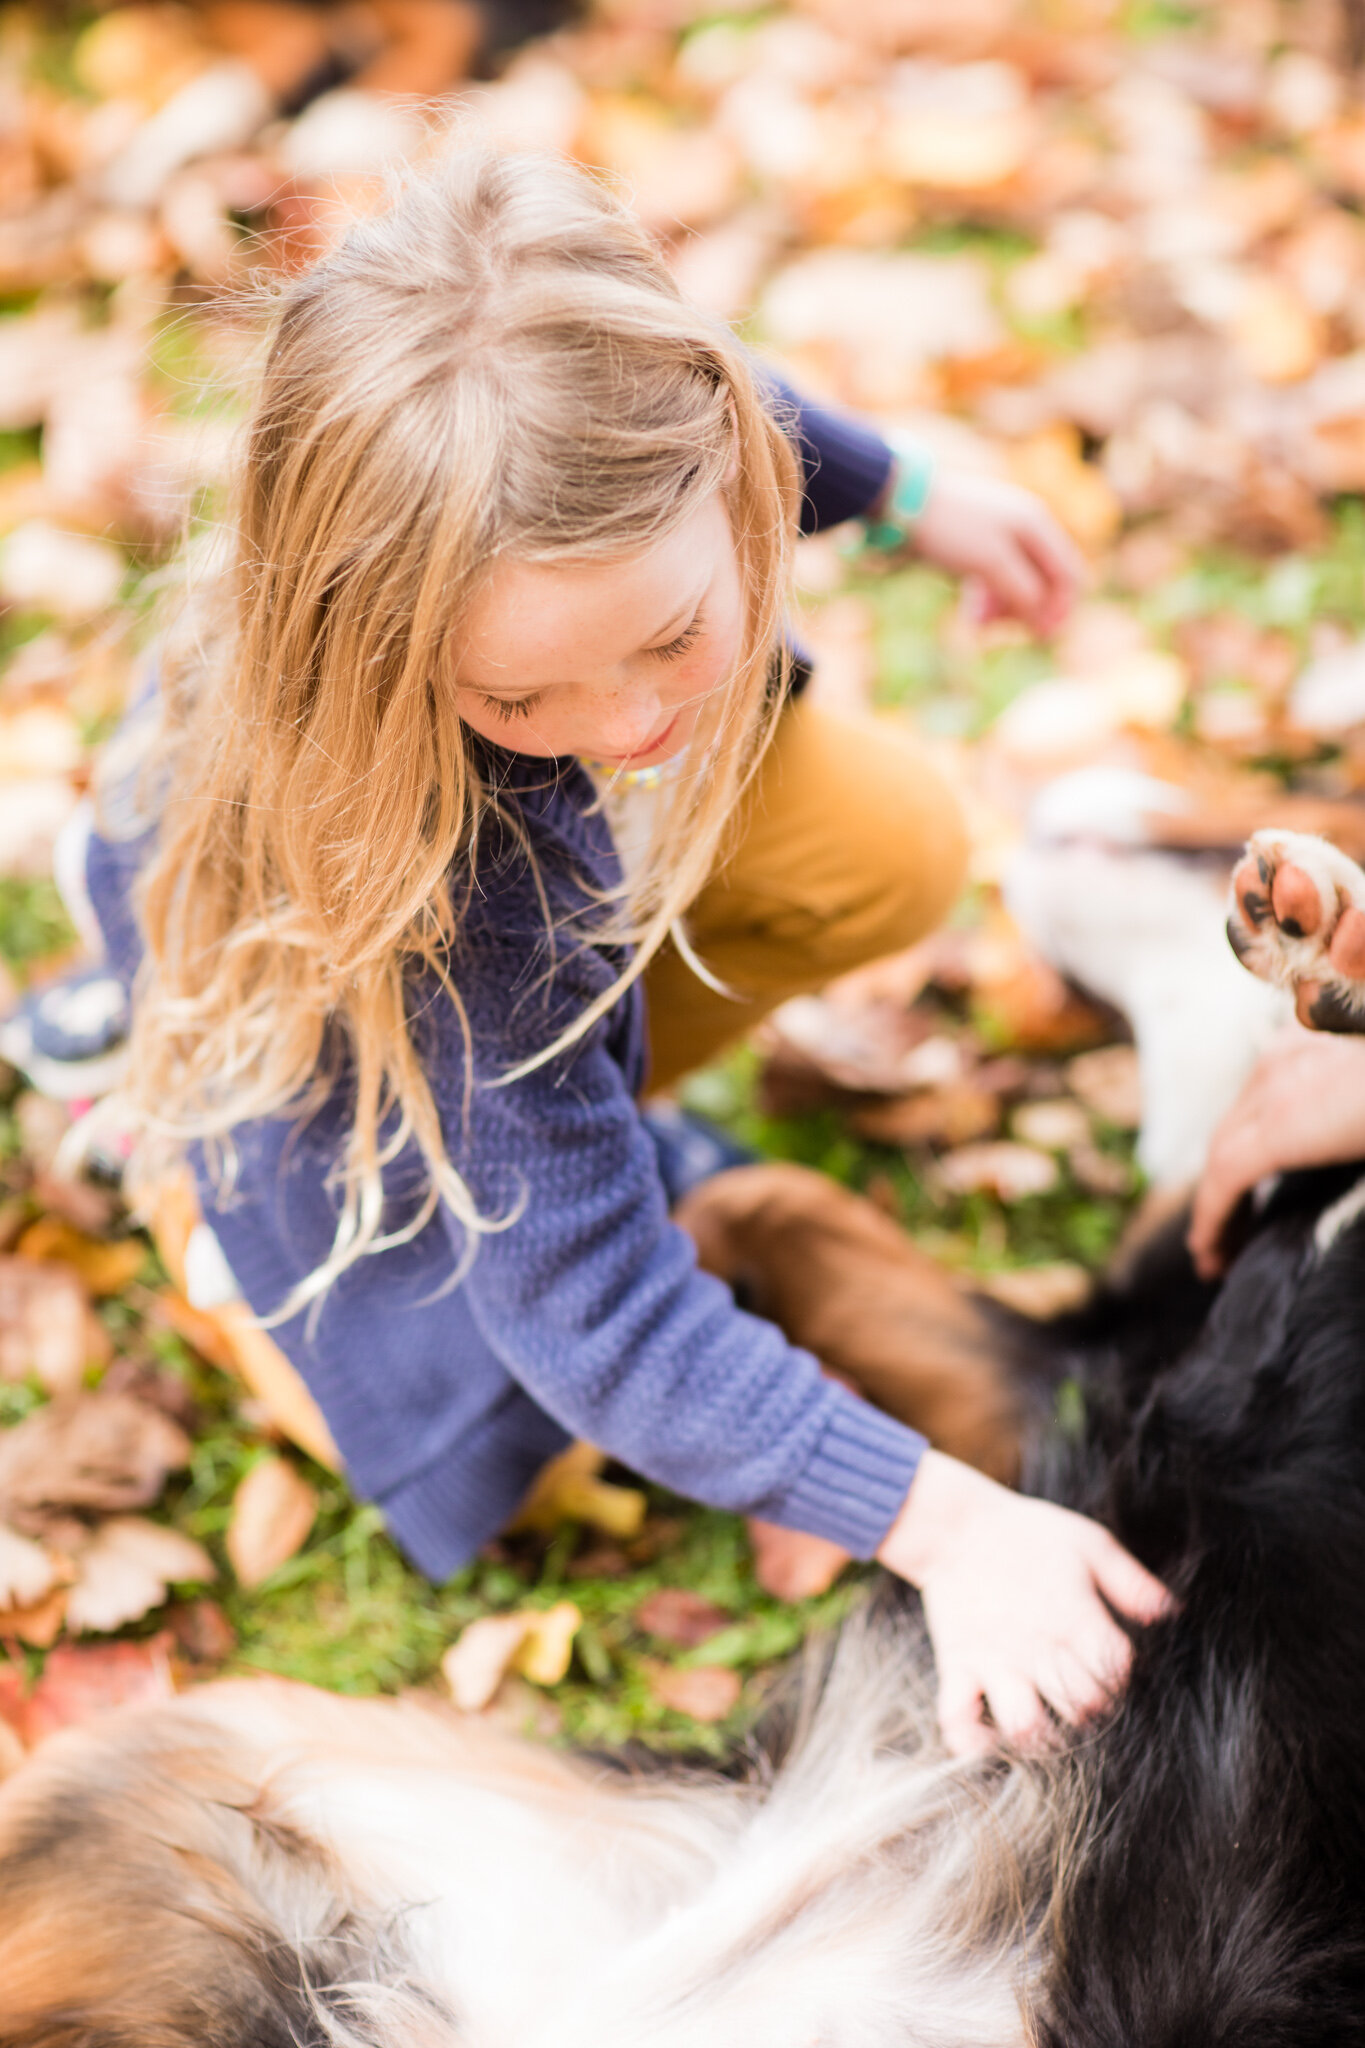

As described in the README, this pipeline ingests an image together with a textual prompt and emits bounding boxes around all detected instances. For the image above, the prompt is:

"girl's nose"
[595,689,665,757]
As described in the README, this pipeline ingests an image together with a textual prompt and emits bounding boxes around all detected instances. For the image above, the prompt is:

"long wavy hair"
[118,145,801,1309]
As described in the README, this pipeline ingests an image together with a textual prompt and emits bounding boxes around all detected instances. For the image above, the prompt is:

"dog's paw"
[1228,830,1365,1031]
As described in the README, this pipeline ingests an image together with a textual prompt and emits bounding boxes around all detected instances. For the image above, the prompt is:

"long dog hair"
[3,1154,1364,2046]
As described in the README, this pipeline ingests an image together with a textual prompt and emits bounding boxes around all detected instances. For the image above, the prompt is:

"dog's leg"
[678,1163,1040,1486]
[1228,828,1365,1032]
[1007,769,1293,1186]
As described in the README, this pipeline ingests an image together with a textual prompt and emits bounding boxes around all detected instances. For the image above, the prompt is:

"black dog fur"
[1015,1165,1365,2046]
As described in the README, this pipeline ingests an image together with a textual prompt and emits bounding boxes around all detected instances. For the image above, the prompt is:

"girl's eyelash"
[481,691,546,722]
[650,617,703,663]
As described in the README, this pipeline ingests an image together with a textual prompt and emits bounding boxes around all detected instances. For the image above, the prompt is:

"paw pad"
[1227,830,1365,1034]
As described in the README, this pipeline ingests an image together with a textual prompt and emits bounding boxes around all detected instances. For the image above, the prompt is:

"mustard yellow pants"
[645,696,967,1089]
[155,700,968,1470]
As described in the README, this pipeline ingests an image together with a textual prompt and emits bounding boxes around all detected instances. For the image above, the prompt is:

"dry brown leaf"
[0,1586,68,1648]
[442,1613,535,1712]
[0,1254,91,1395]
[634,1588,732,1648]
[509,1441,647,1539]
[972,957,1116,1056]
[0,1392,192,1537]
[19,1636,176,1750]
[29,1169,118,1239]
[851,1082,1001,1149]
[644,1661,742,1722]
[1011,1099,1092,1151]
[1066,1046,1142,1128]
[978,1262,1091,1317]
[65,1516,214,1635]
[937,1141,1060,1201]
[166,1596,237,1667]
[0,1522,62,1611]
[16,1216,146,1296]
[226,1455,317,1589]
[1067,1142,1132,1197]
[1007,425,1122,552]
[514,1602,582,1687]
[1230,276,1325,384]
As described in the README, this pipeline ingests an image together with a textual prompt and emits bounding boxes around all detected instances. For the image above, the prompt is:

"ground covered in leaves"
[7,0,1365,1750]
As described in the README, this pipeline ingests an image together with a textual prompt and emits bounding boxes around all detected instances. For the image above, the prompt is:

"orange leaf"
[644,1661,742,1723]
[225,1455,317,1588]
[16,1216,146,1296]
[634,1588,732,1649]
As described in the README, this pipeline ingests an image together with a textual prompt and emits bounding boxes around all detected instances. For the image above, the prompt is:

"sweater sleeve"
[434,926,925,1560]
[762,371,894,537]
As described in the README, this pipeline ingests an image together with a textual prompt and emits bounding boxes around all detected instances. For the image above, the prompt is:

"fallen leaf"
[0,1585,69,1647]
[851,1081,1001,1148]
[442,1612,536,1712]
[1066,1046,1142,1128]
[19,1636,176,1749]
[0,1254,92,1395]
[166,1596,236,1666]
[514,1601,582,1687]
[441,1601,583,1710]
[1011,1099,1092,1151]
[1007,425,1122,552]
[972,957,1116,1056]
[644,1661,742,1722]
[509,1441,647,1539]
[0,1393,192,1536]
[634,1588,732,1648]
[225,1455,317,1588]
[0,1522,62,1610]
[65,1515,214,1634]
[937,1141,1060,1201]
[30,1169,118,1238]
[978,1263,1091,1317]
[1067,1142,1132,1197]
[16,1216,146,1296]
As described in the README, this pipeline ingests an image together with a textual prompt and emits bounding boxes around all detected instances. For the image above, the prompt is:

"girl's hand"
[877,1449,1172,1757]
[1188,1027,1365,1279]
[910,470,1086,638]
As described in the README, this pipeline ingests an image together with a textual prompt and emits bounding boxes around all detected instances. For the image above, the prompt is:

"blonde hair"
[123,145,800,1308]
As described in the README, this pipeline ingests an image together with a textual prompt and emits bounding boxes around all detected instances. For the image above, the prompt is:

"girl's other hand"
[877,1449,1172,1757]
[1188,1027,1365,1279]
[912,470,1086,638]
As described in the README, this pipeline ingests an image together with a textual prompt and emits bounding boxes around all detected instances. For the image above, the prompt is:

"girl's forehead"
[456,494,731,687]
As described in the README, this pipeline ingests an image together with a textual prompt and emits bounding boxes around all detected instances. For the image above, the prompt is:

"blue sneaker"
[641,1102,757,1210]
[0,966,131,1099]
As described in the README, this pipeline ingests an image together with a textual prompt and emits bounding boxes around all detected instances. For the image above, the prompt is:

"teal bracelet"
[863,439,936,553]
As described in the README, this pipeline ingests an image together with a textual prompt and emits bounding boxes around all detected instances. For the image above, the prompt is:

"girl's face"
[452,491,744,765]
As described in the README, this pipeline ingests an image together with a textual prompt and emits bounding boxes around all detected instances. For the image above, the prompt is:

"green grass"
[0,875,76,981]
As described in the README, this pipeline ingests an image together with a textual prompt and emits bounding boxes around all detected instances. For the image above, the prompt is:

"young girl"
[87,146,1168,1758]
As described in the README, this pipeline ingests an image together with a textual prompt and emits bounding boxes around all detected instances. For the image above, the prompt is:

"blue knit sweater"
[87,386,928,1580]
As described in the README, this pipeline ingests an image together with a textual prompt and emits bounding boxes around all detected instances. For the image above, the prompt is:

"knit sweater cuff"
[762,1394,926,1561]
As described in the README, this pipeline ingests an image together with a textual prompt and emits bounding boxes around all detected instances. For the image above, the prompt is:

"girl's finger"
[978,543,1046,626]
[1018,509,1088,597]
[983,1670,1050,1749]
[937,1670,995,1758]
[1036,1647,1110,1727]
[1187,1117,1268,1277]
[1089,1533,1172,1630]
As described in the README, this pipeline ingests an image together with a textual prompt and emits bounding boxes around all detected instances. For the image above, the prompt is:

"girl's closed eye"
[649,614,703,663]
[480,689,547,722]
